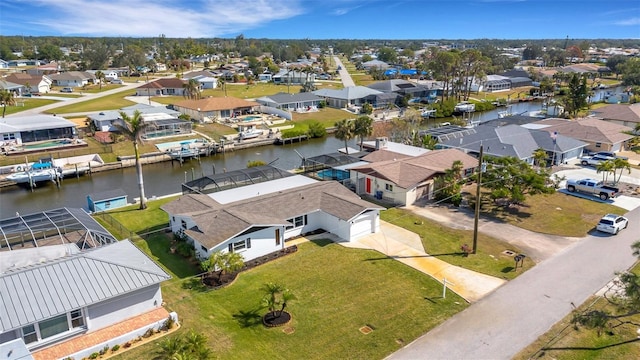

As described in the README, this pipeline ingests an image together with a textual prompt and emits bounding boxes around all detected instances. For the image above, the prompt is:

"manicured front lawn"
[382,208,533,279]
[291,107,355,128]
[1,98,57,116]
[105,196,177,234]
[479,192,627,237]
[514,262,640,360]
[112,239,468,360]
[46,89,137,114]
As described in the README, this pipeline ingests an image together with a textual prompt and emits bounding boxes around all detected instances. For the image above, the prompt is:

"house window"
[595,142,602,148]
[39,314,69,339]
[181,219,187,229]
[167,89,175,95]
[104,200,111,208]
[3,133,16,140]
[70,309,84,328]
[201,245,207,252]
[385,184,394,192]
[22,324,37,344]
[229,238,251,253]
[286,215,306,230]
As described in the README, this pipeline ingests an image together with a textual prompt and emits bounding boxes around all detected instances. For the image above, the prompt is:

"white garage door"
[350,213,374,240]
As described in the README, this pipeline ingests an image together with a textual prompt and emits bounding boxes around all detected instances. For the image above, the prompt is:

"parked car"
[60,87,73,93]
[596,214,628,235]
[586,151,629,161]
[580,155,613,166]
[566,178,619,200]
[111,79,124,84]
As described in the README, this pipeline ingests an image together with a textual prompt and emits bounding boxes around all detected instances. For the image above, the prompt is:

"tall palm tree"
[595,160,615,183]
[0,89,16,118]
[612,158,631,184]
[116,110,151,210]
[182,78,201,100]
[353,115,373,151]
[95,70,105,90]
[334,119,355,155]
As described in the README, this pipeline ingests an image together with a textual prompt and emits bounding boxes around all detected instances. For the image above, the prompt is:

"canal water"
[0,87,623,218]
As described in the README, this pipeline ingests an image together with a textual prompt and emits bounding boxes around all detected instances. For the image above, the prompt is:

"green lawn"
[112,239,468,360]
[514,262,640,360]
[478,192,627,237]
[291,107,354,128]
[104,196,177,234]
[1,98,57,116]
[382,208,533,279]
[46,89,137,114]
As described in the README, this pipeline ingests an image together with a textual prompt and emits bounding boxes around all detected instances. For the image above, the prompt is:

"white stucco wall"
[195,226,285,262]
[86,286,163,331]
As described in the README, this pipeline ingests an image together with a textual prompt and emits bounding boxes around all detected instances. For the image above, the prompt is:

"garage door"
[350,213,374,240]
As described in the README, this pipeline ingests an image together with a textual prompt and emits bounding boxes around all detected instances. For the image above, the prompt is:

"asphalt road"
[333,56,355,87]
[388,205,640,360]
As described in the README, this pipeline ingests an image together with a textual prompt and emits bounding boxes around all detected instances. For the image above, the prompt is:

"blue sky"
[1,0,639,39]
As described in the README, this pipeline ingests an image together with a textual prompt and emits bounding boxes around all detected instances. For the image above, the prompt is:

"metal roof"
[0,115,76,133]
[0,240,170,332]
[0,208,117,252]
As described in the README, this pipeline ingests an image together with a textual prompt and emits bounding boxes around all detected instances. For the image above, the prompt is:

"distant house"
[87,70,119,81]
[272,70,315,85]
[0,208,174,360]
[183,71,219,89]
[0,59,8,69]
[313,86,391,109]
[4,73,52,94]
[26,62,60,75]
[361,60,390,70]
[349,149,478,206]
[589,103,640,130]
[367,79,431,102]
[87,104,189,138]
[0,115,77,147]
[526,117,634,153]
[162,176,383,262]
[0,80,25,96]
[258,73,272,82]
[172,97,259,123]
[256,92,322,112]
[135,78,187,96]
[154,63,167,72]
[49,71,96,87]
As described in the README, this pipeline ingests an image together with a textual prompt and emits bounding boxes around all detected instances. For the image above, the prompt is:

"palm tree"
[200,250,244,282]
[353,115,373,151]
[95,70,105,90]
[261,282,296,318]
[595,160,615,183]
[532,148,548,168]
[334,119,355,154]
[116,110,151,209]
[612,157,631,184]
[0,89,16,118]
[182,78,201,100]
[218,77,227,97]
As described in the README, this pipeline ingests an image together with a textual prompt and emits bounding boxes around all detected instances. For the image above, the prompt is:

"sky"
[1,0,639,39]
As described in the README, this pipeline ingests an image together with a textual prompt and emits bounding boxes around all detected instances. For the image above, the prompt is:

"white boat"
[421,109,436,118]
[7,168,61,184]
[169,142,201,160]
[454,101,475,113]
[238,129,263,140]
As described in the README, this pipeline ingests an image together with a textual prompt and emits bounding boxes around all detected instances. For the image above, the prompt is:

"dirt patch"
[359,325,373,334]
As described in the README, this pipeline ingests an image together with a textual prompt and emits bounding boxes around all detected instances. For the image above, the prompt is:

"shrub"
[164,315,176,330]
[111,344,120,352]
[307,121,326,138]
[99,345,109,355]
[88,353,99,359]
[281,128,308,139]
[176,242,193,258]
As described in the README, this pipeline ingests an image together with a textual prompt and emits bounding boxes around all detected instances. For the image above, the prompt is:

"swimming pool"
[23,139,71,149]
[316,169,349,181]
[155,139,198,152]
[243,115,262,122]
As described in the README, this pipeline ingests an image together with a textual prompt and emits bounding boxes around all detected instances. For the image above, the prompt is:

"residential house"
[272,70,315,85]
[183,71,219,89]
[367,79,431,102]
[87,104,189,138]
[4,73,52,94]
[349,149,478,206]
[0,80,26,96]
[154,63,167,72]
[525,117,634,153]
[0,208,174,360]
[256,92,323,112]
[87,189,129,212]
[162,177,383,262]
[26,62,60,75]
[361,60,390,70]
[49,71,96,87]
[438,123,586,165]
[589,103,640,130]
[0,59,8,69]
[312,86,389,110]
[172,97,259,123]
[135,78,187,97]
[0,115,77,148]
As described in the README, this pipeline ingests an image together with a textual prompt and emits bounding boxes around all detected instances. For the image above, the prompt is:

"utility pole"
[472,144,484,254]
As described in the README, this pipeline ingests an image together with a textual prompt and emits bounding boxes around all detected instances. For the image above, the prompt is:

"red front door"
[366,178,371,193]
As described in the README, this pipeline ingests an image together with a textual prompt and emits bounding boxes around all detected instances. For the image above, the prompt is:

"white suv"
[596,214,628,235]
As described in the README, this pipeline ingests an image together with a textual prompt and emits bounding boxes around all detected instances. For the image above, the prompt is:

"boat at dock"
[6,161,62,184]
[454,101,475,113]
[238,129,264,140]
[169,142,202,160]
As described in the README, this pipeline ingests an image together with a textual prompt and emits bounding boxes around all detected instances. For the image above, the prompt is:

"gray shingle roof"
[313,86,382,100]
[259,92,322,105]
[0,240,170,332]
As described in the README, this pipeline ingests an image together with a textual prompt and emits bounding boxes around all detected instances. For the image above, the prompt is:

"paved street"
[333,56,355,87]
[388,205,640,360]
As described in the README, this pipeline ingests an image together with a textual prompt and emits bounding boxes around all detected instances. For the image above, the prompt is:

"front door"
[275,229,281,247]
[366,178,371,193]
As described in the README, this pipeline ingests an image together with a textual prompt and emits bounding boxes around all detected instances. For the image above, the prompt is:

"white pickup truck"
[566,178,619,200]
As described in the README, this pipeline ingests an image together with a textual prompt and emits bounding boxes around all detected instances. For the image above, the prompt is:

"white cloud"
[614,17,640,26]
[22,0,306,37]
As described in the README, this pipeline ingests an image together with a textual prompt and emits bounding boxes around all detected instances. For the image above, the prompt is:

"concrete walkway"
[302,221,506,303]
[333,56,355,87]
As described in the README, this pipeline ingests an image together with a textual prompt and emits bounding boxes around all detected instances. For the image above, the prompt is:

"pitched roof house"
[172,97,259,123]
[4,73,52,94]
[49,71,96,87]
[135,78,187,97]
[313,86,390,109]
[349,149,478,206]
[0,209,173,360]
[526,117,634,153]
[256,92,323,112]
[162,178,383,262]
[589,103,640,129]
